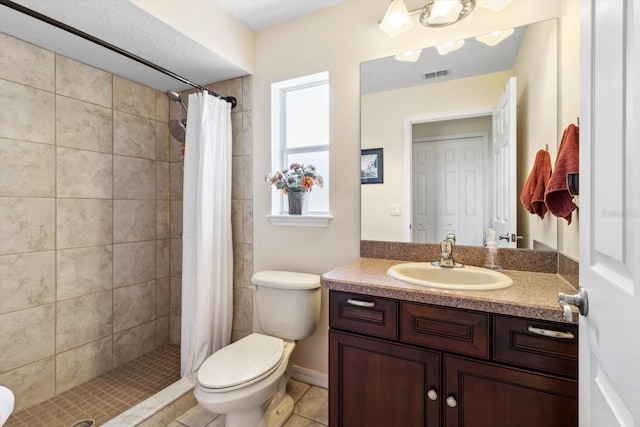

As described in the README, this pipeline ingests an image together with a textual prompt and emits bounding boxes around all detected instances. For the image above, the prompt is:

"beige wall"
[361,71,511,242]
[557,0,581,259]
[514,19,559,250]
[253,0,565,376]
[0,32,172,411]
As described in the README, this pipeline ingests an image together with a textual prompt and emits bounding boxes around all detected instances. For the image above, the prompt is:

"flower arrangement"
[266,163,323,194]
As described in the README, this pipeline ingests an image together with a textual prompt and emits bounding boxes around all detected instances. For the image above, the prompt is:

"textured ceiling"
[0,0,345,92]
[213,0,347,32]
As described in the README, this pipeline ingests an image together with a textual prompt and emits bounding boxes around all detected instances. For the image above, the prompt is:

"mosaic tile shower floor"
[5,344,181,427]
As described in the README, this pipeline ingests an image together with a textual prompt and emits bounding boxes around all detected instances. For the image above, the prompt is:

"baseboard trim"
[292,365,328,389]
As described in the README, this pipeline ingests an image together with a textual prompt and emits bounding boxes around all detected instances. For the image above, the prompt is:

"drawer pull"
[427,389,438,401]
[347,299,375,308]
[527,326,575,339]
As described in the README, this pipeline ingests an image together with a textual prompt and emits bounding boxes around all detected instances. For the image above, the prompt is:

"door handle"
[499,233,523,242]
[558,287,588,322]
[346,299,375,308]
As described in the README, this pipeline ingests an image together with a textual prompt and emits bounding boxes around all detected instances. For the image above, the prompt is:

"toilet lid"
[198,333,284,389]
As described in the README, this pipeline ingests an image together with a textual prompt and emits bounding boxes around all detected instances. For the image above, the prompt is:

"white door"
[412,142,434,243]
[492,77,517,248]
[455,138,485,246]
[412,136,485,245]
[434,141,460,242]
[579,1,640,425]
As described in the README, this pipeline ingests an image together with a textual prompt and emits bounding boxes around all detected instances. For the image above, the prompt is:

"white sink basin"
[387,262,513,290]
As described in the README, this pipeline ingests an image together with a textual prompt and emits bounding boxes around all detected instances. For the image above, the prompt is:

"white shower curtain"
[181,92,233,377]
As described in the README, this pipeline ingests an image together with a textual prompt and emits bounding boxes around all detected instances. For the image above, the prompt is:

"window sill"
[267,214,333,228]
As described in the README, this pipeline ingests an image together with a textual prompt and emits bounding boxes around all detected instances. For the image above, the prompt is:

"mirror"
[361,19,559,250]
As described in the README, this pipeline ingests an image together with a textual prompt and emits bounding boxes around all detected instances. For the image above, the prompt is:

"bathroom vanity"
[322,258,578,427]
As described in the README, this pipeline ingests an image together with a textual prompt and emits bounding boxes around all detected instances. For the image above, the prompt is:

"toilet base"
[265,394,294,427]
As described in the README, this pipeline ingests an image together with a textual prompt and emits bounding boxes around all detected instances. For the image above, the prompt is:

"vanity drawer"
[400,302,490,358]
[494,314,578,378]
[329,291,398,340]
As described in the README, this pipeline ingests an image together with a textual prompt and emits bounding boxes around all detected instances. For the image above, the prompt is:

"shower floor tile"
[5,344,180,427]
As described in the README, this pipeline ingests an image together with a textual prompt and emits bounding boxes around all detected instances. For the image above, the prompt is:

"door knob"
[427,389,438,401]
[446,396,457,408]
[558,287,588,322]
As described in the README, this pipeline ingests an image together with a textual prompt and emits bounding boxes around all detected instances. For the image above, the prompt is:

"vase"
[288,191,304,215]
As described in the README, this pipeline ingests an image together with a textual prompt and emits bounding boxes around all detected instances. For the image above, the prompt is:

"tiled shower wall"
[0,30,253,413]
[0,32,173,412]
[167,76,254,345]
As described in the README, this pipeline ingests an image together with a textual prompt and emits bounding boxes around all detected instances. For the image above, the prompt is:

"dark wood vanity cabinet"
[329,290,578,427]
[330,331,441,426]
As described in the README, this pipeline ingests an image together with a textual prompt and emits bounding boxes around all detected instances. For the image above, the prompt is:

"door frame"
[402,106,494,242]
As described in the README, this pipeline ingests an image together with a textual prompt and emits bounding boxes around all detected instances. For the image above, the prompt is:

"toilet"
[194,271,321,427]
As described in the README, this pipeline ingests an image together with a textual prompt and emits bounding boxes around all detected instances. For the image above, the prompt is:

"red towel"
[545,124,579,224]
[520,149,552,219]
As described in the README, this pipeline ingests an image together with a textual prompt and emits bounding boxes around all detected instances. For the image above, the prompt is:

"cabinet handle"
[427,389,438,401]
[346,299,375,308]
[527,326,575,339]
[446,396,457,408]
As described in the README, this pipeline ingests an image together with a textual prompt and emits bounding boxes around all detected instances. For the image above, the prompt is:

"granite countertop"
[321,257,579,324]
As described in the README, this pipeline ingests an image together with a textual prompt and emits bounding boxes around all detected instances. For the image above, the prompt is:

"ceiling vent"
[424,69,450,79]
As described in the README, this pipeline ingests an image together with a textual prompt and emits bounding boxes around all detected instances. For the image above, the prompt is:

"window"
[270,72,331,225]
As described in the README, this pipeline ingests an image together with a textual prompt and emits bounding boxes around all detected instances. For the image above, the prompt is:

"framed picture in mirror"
[361,148,383,184]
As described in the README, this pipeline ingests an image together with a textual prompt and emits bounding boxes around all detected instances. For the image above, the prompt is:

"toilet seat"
[198,333,284,392]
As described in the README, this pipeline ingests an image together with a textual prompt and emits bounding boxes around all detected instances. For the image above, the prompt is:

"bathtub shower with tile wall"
[0,31,254,415]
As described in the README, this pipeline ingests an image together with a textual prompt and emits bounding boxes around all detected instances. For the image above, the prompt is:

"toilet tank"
[252,271,321,341]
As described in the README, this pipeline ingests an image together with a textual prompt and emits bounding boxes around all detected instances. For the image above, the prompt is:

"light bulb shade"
[379,0,414,37]
[476,0,513,12]
[419,0,475,28]
[395,49,422,62]
[475,28,514,47]
[435,39,465,55]
[429,0,463,25]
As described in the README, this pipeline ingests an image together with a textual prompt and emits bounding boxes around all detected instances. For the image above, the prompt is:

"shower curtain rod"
[0,0,238,109]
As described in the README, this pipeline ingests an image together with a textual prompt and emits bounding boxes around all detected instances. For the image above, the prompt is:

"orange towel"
[545,124,579,224]
[520,149,552,219]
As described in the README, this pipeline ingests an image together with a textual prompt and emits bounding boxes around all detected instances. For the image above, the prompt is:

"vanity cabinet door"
[444,355,578,427]
[330,330,441,427]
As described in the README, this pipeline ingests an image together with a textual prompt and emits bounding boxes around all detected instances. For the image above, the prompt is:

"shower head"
[168,119,186,142]
[166,90,188,114]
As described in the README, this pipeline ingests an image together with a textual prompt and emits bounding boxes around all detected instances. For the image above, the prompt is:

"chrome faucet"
[432,233,463,268]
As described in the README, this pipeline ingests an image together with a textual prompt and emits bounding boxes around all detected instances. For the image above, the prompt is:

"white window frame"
[268,71,333,227]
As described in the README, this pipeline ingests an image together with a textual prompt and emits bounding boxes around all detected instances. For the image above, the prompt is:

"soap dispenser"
[483,228,502,272]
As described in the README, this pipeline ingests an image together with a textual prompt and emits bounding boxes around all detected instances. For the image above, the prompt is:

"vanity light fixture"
[435,39,465,55]
[420,0,475,28]
[379,0,514,36]
[395,49,422,62]
[378,0,414,37]
[475,28,515,47]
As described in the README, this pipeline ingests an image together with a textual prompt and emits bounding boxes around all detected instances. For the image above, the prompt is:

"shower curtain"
[181,92,233,377]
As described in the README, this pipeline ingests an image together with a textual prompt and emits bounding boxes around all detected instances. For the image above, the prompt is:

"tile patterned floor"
[5,343,328,427]
[168,379,328,427]
[5,345,181,427]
